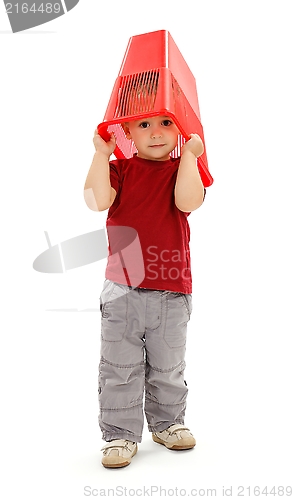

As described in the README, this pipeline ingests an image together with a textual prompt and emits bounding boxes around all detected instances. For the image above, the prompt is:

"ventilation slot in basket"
[114,70,160,118]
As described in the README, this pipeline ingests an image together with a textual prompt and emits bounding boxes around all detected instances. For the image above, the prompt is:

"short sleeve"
[109,161,120,194]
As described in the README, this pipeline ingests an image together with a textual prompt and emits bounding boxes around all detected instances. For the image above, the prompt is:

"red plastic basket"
[98,30,213,187]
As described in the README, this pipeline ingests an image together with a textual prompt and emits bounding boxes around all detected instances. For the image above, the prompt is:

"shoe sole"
[102,446,137,468]
[102,460,131,468]
[152,434,196,450]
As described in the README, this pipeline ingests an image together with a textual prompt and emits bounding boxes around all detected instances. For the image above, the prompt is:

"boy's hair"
[116,70,159,117]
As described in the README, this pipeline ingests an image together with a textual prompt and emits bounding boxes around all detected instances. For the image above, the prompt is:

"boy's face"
[123,116,179,161]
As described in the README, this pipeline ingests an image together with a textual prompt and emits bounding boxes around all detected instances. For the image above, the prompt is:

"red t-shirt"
[105,155,195,293]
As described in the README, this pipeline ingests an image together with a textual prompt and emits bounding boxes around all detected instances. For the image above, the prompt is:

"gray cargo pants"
[98,279,192,443]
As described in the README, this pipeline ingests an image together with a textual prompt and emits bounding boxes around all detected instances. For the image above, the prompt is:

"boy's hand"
[181,133,204,158]
[93,129,116,157]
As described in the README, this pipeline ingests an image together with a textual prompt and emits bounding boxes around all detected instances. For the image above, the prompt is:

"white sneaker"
[101,439,138,468]
[152,424,196,450]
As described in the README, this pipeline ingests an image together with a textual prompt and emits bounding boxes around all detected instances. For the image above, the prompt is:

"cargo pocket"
[100,281,128,342]
[181,293,193,318]
[163,292,191,349]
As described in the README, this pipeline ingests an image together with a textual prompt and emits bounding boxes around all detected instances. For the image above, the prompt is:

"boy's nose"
[150,126,162,138]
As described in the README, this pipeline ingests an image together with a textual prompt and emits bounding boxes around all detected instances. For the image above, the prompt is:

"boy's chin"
[137,149,171,161]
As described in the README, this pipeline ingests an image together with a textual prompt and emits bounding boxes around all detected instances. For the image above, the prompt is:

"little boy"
[84,115,205,468]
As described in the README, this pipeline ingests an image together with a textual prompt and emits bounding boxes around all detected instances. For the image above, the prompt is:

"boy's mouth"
[149,144,165,148]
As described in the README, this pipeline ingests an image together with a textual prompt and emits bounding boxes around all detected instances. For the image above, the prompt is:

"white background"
[1,1,293,498]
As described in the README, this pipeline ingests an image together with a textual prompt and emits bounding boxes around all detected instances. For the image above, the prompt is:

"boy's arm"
[84,130,117,212]
[174,134,205,212]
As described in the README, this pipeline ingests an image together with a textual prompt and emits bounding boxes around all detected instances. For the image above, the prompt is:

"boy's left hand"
[181,134,204,158]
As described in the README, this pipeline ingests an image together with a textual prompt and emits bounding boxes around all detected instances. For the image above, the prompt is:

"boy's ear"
[122,122,132,140]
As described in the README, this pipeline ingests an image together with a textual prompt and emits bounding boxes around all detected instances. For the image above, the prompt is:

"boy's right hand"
[93,129,116,157]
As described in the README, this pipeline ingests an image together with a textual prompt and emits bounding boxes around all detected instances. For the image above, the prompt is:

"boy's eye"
[162,120,172,126]
[139,122,149,128]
